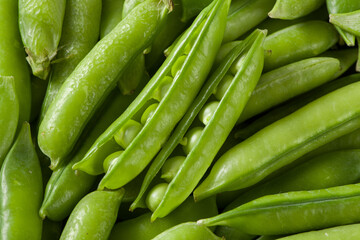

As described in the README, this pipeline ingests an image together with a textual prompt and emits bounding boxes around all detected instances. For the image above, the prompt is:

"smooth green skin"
[263,21,339,72]
[77,0,228,191]
[276,223,360,240]
[180,0,213,22]
[0,123,43,240]
[269,0,324,20]
[18,0,66,79]
[217,149,360,239]
[199,183,360,235]
[153,222,221,240]
[182,127,204,155]
[100,0,125,38]
[41,219,63,240]
[238,57,340,124]
[109,197,218,240]
[130,39,251,211]
[39,0,102,125]
[326,0,360,46]
[30,76,47,122]
[194,81,360,201]
[0,0,31,128]
[38,0,169,167]
[236,65,360,140]
[60,189,124,240]
[330,10,360,37]
[161,156,186,182]
[0,78,19,166]
[223,0,276,42]
[146,183,169,212]
[215,225,254,240]
[153,30,265,221]
[123,0,146,17]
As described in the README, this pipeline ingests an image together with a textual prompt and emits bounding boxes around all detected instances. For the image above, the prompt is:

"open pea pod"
[198,183,360,236]
[74,0,230,189]
[151,29,266,221]
[38,0,171,168]
[194,81,360,200]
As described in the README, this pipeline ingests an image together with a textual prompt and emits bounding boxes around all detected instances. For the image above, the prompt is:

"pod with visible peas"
[39,0,102,123]
[269,0,325,20]
[18,0,66,80]
[0,0,31,129]
[59,189,124,240]
[0,77,19,166]
[195,81,360,200]
[0,123,43,240]
[109,197,217,240]
[151,29,266,221]
[74,0,230,191]
[198,183,360,236]
[38,0,171,168]
[152,222,221,240]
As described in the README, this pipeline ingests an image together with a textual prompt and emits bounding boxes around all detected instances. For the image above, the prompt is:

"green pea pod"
[198,183,360,235]
[194,81,360,200]
[100,0,125,38]
[123,0,146,17]
[326,0,360,46]
[236,71,360,140]
[0,123,43,239]
[152,30,266,221]
[0,77,19,166]
[276,223,360,240]
[38,0,170,168]
[130,34,257,211]
[180,0,213,22]
[74,0,229,189]
[263,21,339,72]
[39,0,102,123]
[237,57,340,124]
[18,0,66,79]
[0,0,31,128]
[223,0,276,42]
[269,0,325,20]
[109,197,217,240]
[60,189,124,240]
[330,10,360,37]
[152,222,221,240]
[215,226,253,240]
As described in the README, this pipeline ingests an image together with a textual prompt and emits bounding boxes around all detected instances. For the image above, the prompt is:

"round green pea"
[214,74,233,100]
[141,103,159,125]
[182,127,204,155]
[171,55,187,77]
[199,101,219,125]
[114,119,142,149]
[146,183,169,212]
[153,76,173,101]
[103,151,123,172]
[161,156,186,182]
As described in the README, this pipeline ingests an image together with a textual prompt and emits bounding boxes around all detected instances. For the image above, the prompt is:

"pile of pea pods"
[2,0,360,239]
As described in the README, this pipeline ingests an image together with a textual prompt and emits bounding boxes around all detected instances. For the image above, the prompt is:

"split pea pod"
[0,123,43,240]
[276,223,360,240]
[269,0,325,20]
[198,183,360,236]
[59,189,124,240]
[74,0,230,190]
[151,29,266,221]
[0,0,31,129]
[39,0,102,123]
[0,78,19,166]
[38,0,170,168]
[18,0,66,79]
[326,0,360,46]
[152,222,221,240]
[194,81,360,200]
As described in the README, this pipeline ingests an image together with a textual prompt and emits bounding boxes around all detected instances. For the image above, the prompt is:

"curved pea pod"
[326,0,360,46]
[0,123,43,239]
[38,0,170,168]
[269,0,325,20]
[39,0,102,123]
[152,30,266,221]
[18,0,66,80]
[330,10,360,37]
[276,223,360,240]
[75,0,230,188]
[198,183,360,236]
[263,21,338,72]
[223,0,276,42]
[152,222,221,240]
[0,0,31,127]
[60,189,124,240]
[109,197,217,240]
[237,57,340,124]
[0,77,19,166]
[100,0,125,38]
[194,80,360,200]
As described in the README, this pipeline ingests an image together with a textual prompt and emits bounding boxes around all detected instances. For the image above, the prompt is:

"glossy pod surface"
[269,0,325,20]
